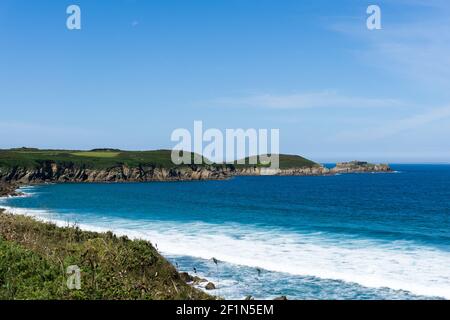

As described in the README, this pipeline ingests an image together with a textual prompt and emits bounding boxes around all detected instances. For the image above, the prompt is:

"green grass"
[276,154,319,169]
[0,148,318,170]
[0,149,195,170]
[0,239,64,299]
[70,152,121,158]
[0,210,211,300]
[234,154,318,169]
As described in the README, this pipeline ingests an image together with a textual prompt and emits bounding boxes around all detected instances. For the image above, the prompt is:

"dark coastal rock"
[205,282,216,290]
[193,276,208,285]
[244,295,254,300]
[179,272,194,283]
[0,163,232,184]
[273,296,288,300]
[0,183,20,197]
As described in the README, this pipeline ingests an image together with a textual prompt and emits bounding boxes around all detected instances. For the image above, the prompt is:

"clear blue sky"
[1,0,449,163]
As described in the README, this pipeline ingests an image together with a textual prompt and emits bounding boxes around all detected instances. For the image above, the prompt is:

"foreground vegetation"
[0,209,211,300]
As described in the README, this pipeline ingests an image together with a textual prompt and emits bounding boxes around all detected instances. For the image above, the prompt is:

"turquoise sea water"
[1,164,450,299]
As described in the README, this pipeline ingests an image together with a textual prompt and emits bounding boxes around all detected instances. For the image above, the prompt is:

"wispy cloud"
[211,91,405,109]
[333,105,450,142]
[331,2,450,87]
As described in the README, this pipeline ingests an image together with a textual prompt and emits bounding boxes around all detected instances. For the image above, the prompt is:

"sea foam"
[1,204,449,299]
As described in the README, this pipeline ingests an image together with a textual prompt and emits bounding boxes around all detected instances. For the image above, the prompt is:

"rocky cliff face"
[0,162,231,184]
[230,161,391,176]
[232,165,331,176]
[0,160,392,186]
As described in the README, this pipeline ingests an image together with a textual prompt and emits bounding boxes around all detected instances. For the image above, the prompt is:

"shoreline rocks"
[205,282,216,290]
[179,272,194,283]
[0,183,21,197]
[193,276,208,285]
[179,272,216,292]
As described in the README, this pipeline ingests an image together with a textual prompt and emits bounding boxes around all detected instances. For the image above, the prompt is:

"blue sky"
[1,0,450,162]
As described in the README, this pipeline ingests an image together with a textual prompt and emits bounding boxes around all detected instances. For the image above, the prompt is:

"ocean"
[1,164,449,300]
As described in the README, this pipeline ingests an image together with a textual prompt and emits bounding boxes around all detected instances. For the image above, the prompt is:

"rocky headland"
[0,160,391,187]
[0,149,392,197]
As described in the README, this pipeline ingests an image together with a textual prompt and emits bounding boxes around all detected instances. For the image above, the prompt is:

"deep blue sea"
[1,164,450,300]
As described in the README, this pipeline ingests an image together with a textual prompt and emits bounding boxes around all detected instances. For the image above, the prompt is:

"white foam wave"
[1,205,449,299]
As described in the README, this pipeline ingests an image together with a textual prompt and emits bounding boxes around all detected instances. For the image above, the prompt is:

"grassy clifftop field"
[0,148,319,170]
[0,148,188,169]
[234,154,318,169]
[0,209,211,300]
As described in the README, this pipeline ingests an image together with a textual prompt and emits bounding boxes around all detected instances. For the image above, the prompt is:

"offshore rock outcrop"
[330,161,391,174]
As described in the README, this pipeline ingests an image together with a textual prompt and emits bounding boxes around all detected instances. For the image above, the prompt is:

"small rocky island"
[330,161,391,174]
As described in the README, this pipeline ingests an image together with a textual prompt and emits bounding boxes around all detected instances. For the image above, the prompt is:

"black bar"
[0,300,448,319]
